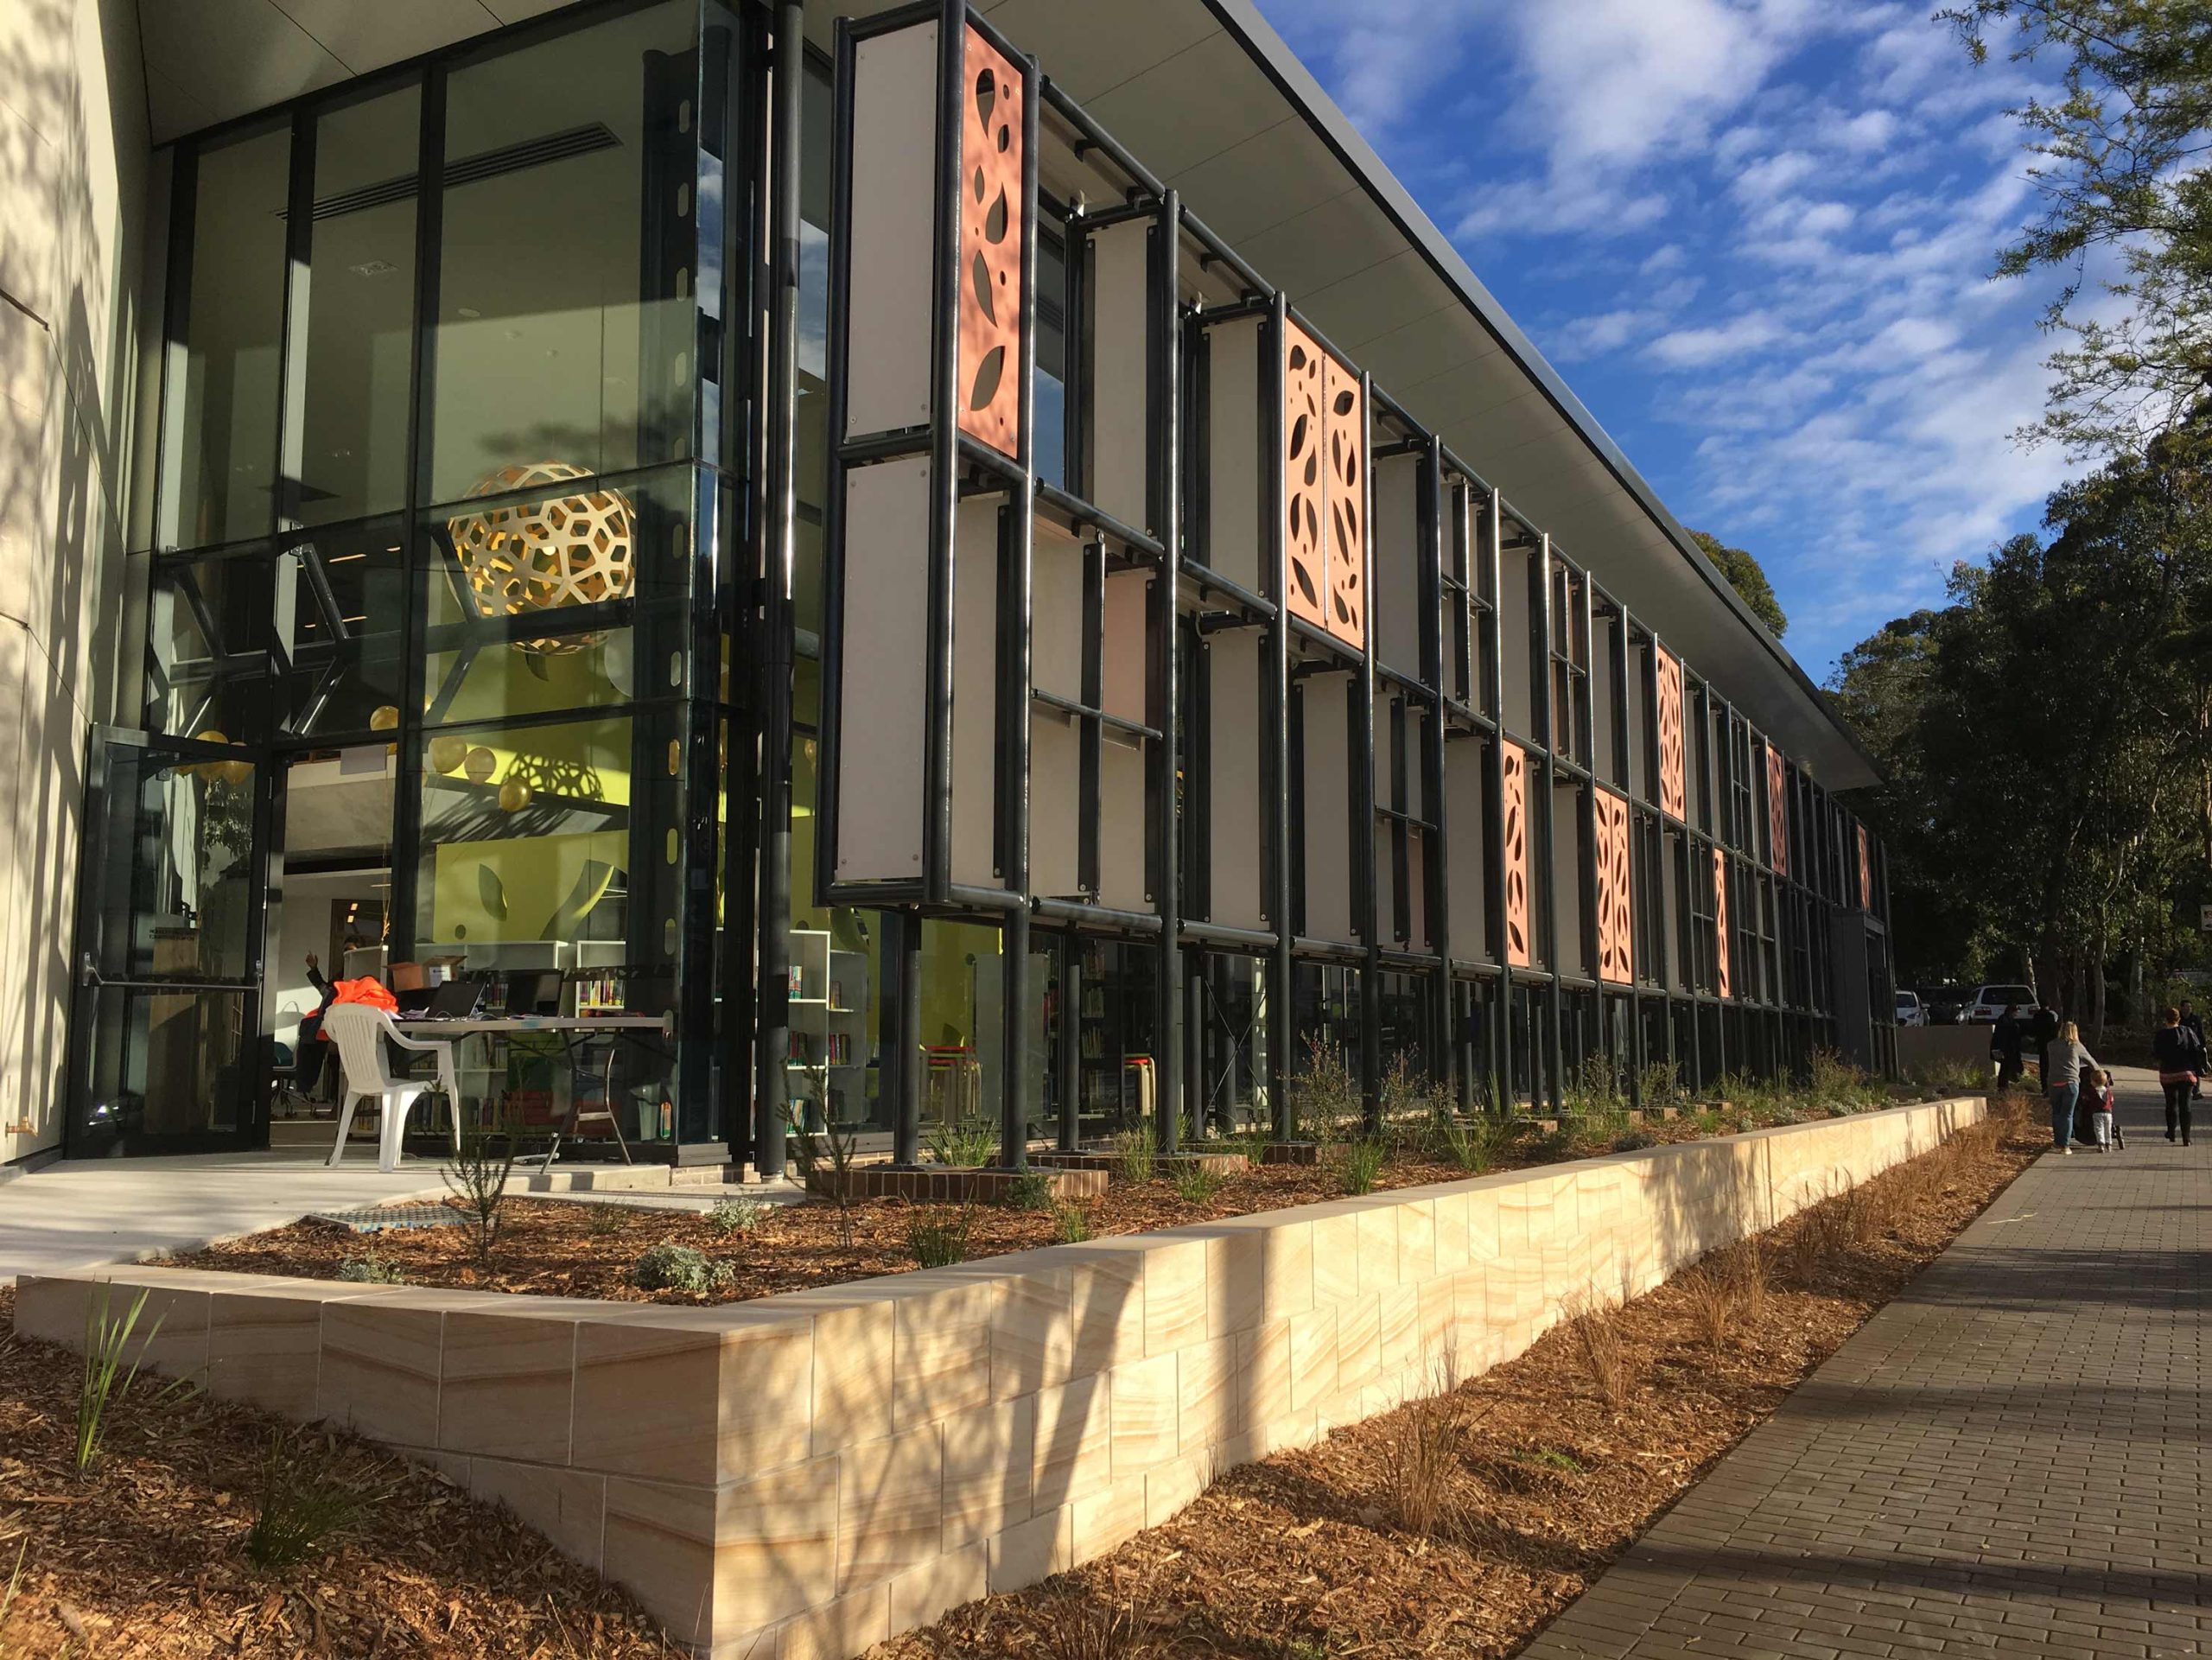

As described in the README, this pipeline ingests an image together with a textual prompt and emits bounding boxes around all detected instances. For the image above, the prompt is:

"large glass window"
[145,551,272,744]
[293,85,422,528]
[164,124,289,549]
[277,520,407,737]
[428,3,701,507]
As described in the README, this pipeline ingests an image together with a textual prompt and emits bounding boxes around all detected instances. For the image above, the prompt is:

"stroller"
[2076,1072,2124,1151]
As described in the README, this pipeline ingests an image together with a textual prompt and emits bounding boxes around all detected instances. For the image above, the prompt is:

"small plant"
[925,1116,999,1168]
[1611,1127,1656,1152]
[244,1429,381,1568]
[334,1253,406,1284]
[708,1196,772,1236]
[1002,1171,1056,1212]
[1051,1199,1094,1243]
[1635,1059,1684,1114]
[788,1065,863,1249]
[632,1242,734,1295]
[1565,1294,1630,1410]
[1517,1446,1585,1474]
[76,1285,163,1473]
[0,1537,25,1644]
[1110,1127,1157,1186]
[441,1122,518,1267]
[1171,1162,1223,1205]
[1289,1035,1362,1144]
[1681,1260,1741,1359]
[1337,1136,1387,1196]
[906,1204,974,1269]
[585,1201,631,1237]
[1382,1354,1463,1536]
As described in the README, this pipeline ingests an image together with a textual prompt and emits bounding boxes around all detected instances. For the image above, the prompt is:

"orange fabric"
[323,976,397,1035]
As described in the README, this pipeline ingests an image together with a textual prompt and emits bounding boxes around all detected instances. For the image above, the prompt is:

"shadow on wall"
[0,0,149,1161]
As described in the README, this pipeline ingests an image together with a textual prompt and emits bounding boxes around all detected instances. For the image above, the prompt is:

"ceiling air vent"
[283,123,622,222]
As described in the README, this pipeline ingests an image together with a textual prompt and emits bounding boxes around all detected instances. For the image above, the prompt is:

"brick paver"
[1525,1069,2210,1660]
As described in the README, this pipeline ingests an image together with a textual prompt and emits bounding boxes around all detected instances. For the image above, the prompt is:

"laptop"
[394,983,437,1016]
[505,969,563,1017]
[424,978,486,1021]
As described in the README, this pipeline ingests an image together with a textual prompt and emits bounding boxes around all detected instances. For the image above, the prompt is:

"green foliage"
[1001,1171,1055,1212]
[905,1205,974,1268]
[707,1197,772,1236]
[77,1286,164,1473]
[632,1242,734,1295]
[788,1070,863,1250]
[925,1117,999,1168]
[1689,530,1787,638]
[1945,0,2212,455]
[1560,1053,1623,1118]
[441,1123,518,1267]
[1904,1055,1992,1094]
[585,1202,632,1237]
[1171,1162,1223,1205]
[245,1430,383,1568]
[1432,1112,1519,1173]
[1110,1128,1156,1186]
[1515,1447,1586,1475]
[1635,1060,1685,1113]
[1051,1199,1094,1243]
[1289,1036,1363,1143]
[1337,1137,1387,1196]
[334,1253,406,1284]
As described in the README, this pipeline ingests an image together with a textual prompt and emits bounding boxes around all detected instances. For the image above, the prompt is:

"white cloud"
[1641,243,1688,275]
[1647,311,1787,367]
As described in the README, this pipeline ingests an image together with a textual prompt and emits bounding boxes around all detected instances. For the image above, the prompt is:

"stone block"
[892,1278,993,1431]
[320,1300,442,1448]
[440,1308,577,1464]
[1141,1238,1206,1357]
[991,1267,1072,1402]
[888,1542,986,1636]
[777,1581,887,1660]
[1310,1211,1361,1307]
[804,1294,894,1458]
[1069,1474,1147,1562]
[942,1394,1032,1548]
[836,1423,942,1593]
[1066,1248,1145,1380]
[1257,1218,1313,1320]
[1031,1371,1111,1511]
[988,1504,1071,1593]
[1176,1333,1238,1453]
[470,1456,607,1573]
[1202,1226,1263,1339]
[1108,1350,1179,1477]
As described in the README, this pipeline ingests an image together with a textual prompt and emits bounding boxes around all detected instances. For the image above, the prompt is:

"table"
[393,1015,676,1143]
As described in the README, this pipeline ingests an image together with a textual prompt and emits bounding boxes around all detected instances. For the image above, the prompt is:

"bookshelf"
[787,927,870,1128]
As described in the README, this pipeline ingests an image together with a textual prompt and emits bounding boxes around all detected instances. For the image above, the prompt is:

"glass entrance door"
[68,728,268,1154]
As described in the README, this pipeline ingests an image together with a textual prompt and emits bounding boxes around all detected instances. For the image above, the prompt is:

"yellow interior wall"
[429,829,628,945]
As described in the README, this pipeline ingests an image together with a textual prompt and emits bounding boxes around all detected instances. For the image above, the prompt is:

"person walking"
[1992,1003,2025,1091]
[2031,1002,2061,1089]
[2152,1006,2203,1145]
[2044,1021,2097,1155]
[2183,1001,2206,1101]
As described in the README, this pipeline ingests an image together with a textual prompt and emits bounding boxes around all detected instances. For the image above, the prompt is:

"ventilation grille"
[283,123,622,222]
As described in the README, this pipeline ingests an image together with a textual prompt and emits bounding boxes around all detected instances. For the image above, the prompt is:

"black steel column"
[1535,535,1563,1112]
[1479,490,1511,1113]
[1357,372,1381,1131]
[1154,192,1183,1155]
[1265,296,1294,1142]
[1419,439,1451,1094]
[751,0,805,1180]
[996,40,1041,1173]
[897,913,923,1163]
[1058,932,1080,1150]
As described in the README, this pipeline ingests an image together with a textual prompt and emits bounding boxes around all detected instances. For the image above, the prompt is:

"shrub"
[76,1285,163,1473]
[1611,1128,1656,1153]
[1289,1036,1362,1143]
[1110,1128,1156,1186]
[1562,1054,1623,1117]
[245,1429,381,1568]
[1002,1171,1055,1212]
[1051,1199,1094,1243]
[1681,1261,1740,1359]
[1337,1137,1386,1196]
[1171,1163,1223,1205]
[707,1197,772,1236]
[335,1253,405,1284]
[1566,1294,1630,1409]
[633,1242,734,1295]
[441,1124,518,1267]
[906,1205,974,1268]
[1635,1059,1684,1112]
[1383,1354,1464,1536]
[925,1117,999,1168]
[787,1076,862,1249]
[584,1202,631,1237]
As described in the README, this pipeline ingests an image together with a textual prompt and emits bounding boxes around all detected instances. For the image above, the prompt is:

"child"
[2080,1067,2121,1152]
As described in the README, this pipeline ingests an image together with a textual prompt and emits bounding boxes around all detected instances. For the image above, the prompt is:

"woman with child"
[2043,1021,2101,1155]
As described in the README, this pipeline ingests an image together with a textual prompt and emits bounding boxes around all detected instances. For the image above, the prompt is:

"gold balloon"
[463,747,497,785]
[446,461,637,656]
[428,735,468,775]
[215,758,253,788]
[498,779,532,812]
[369,705,399,732]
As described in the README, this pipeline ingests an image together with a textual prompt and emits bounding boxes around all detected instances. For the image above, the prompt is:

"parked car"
[1918,983,1969,1024]
[1894,990,1925,1027]
[1964,983,2037,1024]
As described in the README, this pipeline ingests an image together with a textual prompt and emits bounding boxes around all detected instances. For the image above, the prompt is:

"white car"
[1894,991,1925,1027]
[1964,983,2036,1024]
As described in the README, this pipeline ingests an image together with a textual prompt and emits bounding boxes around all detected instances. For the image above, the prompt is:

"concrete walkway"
[1528,1066,2210,1660]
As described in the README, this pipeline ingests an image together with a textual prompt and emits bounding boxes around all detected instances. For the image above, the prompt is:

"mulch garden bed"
[873,1092,2040,1660]
[166,1104,1929,1306]
[0,1283,674,1657]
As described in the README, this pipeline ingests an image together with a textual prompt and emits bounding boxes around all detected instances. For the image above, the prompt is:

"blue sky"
[1254,0,2073,681]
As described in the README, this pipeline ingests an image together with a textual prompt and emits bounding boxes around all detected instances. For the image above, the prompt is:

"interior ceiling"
[140,0,1878,791]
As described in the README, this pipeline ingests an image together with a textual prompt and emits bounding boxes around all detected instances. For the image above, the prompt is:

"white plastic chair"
[322,1003,462,1173]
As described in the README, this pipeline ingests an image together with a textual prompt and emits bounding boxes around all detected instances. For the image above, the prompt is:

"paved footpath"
[1525,1068,2210,1660]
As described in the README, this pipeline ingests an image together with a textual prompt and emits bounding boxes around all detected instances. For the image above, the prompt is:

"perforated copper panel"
[1502,740,1530,968]
[1655,647,1686,821]
[1858,824,1872,911]
[1282,316,1329,631]
[1594,789,1633,986]
[956,25,1023,458]
[1713,846,1732,999]
[1323,354,1365,649]
[1766,744,1789,877]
